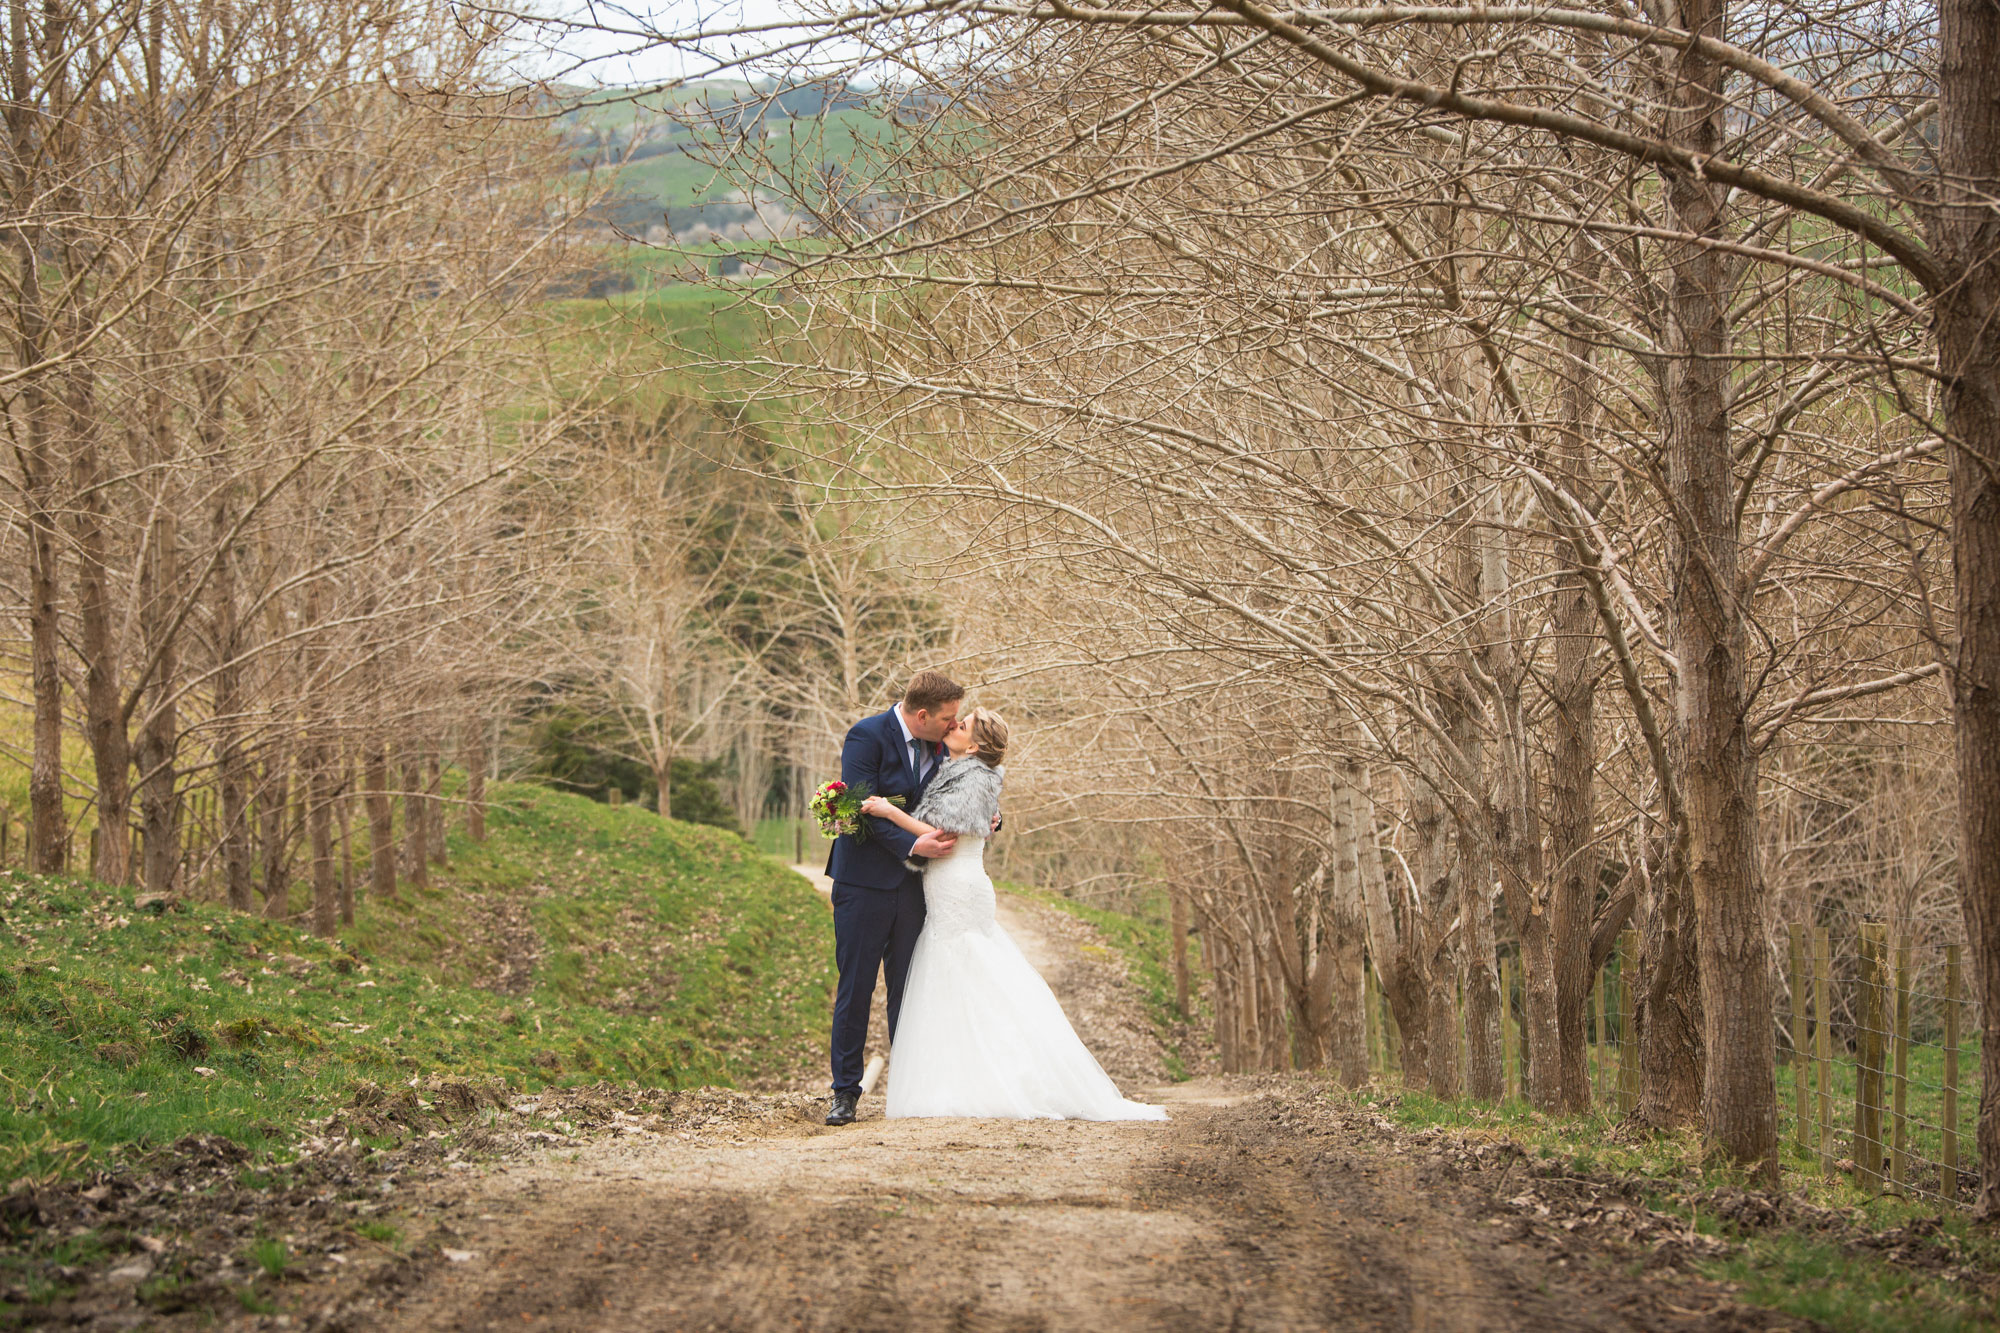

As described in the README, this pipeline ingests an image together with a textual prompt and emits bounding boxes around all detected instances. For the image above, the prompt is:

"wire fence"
[1768,920,1979,1205]
[1362,919,1982,1207]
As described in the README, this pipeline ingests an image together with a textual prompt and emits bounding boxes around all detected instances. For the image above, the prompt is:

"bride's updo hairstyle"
[964,707,1008,768]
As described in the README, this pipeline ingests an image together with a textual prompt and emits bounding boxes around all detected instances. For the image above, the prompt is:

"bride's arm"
[860,795,932,837]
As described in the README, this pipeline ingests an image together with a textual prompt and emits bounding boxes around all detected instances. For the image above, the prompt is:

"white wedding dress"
[885,836,1168,1121]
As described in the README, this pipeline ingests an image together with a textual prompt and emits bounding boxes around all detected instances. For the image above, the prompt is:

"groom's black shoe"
[825,1091,859,1126]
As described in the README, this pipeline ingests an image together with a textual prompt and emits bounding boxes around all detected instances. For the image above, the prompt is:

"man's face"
[909,700,960,743]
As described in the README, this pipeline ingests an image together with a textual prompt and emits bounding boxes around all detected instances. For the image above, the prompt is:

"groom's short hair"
[903,669,965,714]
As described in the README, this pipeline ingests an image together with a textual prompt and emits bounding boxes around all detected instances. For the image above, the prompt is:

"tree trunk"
[465,714,487,842]
[1327,747,1373,1087]
[1328,878,1368,1088]
[337,755,355,925]
[212,503,251,911]
[1352,755,1431,1089]
[1455,772,1504,1100]
[22,448,63,875]
[403,755,429,888]
[366,742,397,902]
[1435,306,1504,1103]
[1409,754,1461,1098]
[425,746,445,867]
[68,360,134,887]
[1636,859,1705,1128]
[11,324,63,871]
[309,737,336,938]
[1170,884,1191,1018]
[1658,0,1775,1179]
[219,725,252,911]
[7,31,65,877]
[1275,866,1333,1070]
[136,505,181,898]
[1547,279,1602,1110]
[260,748,291,919]
[1935,0,2000,1219]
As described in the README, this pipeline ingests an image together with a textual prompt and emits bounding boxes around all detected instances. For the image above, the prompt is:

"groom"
[823,669,965,1126]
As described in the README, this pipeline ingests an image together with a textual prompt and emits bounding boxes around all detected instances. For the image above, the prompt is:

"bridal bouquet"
[810,780,902,841]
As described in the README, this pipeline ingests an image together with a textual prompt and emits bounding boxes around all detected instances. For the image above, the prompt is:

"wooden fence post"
[1515,960,1529,1097]
[1617,929,1638,1115]
[1501,954,1518,1102]
[1365,962,1382,1079]
[1790,923,1809,1151]
[1594,963,1607,1110]
[1455,977,1467,1095]
[1890,932,1911,1195]
[1814,926,1833,1176]
[1383,979,1401,1079]
[1944,944,1962,1200]
[1856,921,1886,1189]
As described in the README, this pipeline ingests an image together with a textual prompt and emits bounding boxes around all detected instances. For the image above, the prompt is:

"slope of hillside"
[0,783,833,1183]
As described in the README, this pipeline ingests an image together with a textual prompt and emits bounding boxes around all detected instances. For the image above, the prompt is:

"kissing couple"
[822,669,1168,1127]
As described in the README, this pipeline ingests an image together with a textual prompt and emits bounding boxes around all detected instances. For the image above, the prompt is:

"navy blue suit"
[826,707,941,1096]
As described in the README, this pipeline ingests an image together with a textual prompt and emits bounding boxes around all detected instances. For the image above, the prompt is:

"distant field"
[567,94,899,213]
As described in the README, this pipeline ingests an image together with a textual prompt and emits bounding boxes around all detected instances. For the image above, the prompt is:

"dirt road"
[344,888,1809,1333]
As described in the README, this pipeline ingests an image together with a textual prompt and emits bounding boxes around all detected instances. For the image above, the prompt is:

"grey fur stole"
[902,756,1004,872]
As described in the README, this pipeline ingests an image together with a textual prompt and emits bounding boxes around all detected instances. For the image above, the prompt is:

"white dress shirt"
[894,705,936,783]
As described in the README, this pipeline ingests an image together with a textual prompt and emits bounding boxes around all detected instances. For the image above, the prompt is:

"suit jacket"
[825,707,941,891]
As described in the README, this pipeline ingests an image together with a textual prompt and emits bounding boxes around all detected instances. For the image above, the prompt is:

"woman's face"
[943,716,979,758]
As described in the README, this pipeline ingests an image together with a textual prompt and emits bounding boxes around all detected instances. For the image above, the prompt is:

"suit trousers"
[829,875,927,1096]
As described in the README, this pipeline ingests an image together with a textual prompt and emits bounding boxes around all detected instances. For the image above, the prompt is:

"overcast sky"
[510,0,863,89]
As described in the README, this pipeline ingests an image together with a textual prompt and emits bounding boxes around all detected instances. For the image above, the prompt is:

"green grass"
[245,1237,288,1279]
[1707,1227,1999,1333]
[752,816,817,863]
[574,104,901,213]
[1770,1038,1984,1200]
[352,1219,402,1247]
[1355,1079,2000,1333]
[0,781,833,1184]
[235,1283,278,1314]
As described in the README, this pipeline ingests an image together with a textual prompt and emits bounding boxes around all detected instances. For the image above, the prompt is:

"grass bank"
[1358,1084,2000,1333]
[0,781,833,1185]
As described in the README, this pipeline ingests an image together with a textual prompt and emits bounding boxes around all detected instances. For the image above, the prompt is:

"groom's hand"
[911,830,958,858]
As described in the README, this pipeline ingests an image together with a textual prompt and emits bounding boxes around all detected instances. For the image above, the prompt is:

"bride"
[860,707,1168,1122]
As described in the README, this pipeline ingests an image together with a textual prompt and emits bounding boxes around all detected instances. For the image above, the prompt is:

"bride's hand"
[859,795,893,818]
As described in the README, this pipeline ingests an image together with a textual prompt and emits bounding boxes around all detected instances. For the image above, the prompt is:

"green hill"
[562,82,898,235]
[0,782,834,1182]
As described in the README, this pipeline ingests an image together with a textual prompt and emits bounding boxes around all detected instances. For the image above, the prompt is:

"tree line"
[1,0,945,933]
[571,0,2000,1212]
